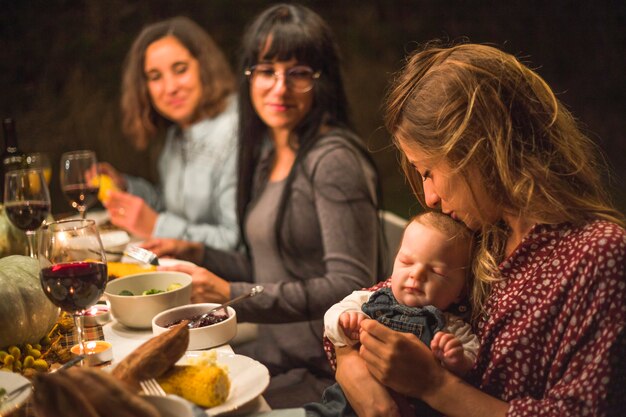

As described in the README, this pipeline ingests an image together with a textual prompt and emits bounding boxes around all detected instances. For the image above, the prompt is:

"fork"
[125,245,159,266]
[0,383,32,406]
[140,378,167,396]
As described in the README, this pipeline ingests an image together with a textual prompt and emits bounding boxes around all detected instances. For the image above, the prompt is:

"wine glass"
[25,152,52,185]
[60,150,99,219]
[38,219,108,361]
[3,169,51,257]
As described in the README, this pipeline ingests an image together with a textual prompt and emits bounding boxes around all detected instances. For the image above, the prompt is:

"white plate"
[143,394,194,417]
[181,350,270,416]
[0,372,32,415]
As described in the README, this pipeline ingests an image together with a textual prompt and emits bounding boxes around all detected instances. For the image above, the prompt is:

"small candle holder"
[83,304,111,327]
[70,340,113,366]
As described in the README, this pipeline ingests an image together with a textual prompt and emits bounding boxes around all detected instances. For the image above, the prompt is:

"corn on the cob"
[158,364,230,408]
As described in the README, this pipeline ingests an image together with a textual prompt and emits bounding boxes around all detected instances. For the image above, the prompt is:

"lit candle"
[83,304,111,327]
[70,341,113,366]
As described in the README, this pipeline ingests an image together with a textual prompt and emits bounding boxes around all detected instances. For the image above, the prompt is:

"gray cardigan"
[201,130,380,378]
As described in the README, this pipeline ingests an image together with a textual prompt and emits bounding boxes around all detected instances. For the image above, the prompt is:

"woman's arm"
[359,319,510,417]
[125,175,165,212]
[142,237,253,283]
[334,346,402,417]
[159,263,231,304]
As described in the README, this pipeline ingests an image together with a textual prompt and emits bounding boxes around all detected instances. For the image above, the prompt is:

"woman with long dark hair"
[146,4,383,407]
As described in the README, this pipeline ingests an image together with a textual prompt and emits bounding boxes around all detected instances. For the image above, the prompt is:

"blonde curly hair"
[384,42,624,320]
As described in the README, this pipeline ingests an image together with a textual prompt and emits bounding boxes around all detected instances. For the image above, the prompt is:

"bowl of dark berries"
[151,303,237,350]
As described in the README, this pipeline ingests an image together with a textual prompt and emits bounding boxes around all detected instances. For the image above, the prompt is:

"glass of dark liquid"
[3,169,51,257]
[38,219,107,362]
[60,150,99,219]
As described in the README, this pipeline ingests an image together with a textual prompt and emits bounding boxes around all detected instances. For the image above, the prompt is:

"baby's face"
[390,221,469,310]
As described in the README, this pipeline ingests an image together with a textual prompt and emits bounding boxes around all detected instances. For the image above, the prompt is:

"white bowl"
[100,230,130,261]
[105,272,192,329]
[152,303,237,350]
[142,395,193,417]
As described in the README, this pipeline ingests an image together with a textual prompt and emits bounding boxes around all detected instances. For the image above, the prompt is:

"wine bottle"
[1,118,25,203]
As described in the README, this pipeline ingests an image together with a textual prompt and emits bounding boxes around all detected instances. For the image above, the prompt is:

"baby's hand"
[431,332,465,373]
[339,311,367,341]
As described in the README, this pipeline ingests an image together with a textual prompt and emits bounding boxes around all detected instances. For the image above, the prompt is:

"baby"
[308,212,478,417]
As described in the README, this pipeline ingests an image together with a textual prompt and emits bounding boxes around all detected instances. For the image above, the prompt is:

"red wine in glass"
[4,169,51,257]
[62,184,99,213]
[4,200,50,231]
[38,219,107,364]
[40,262,107,312]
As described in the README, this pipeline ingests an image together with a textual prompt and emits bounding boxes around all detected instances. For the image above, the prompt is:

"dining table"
[38,210,305,416]
[94,211,298,416]
[10,312,283,417]
[8,211,291,417]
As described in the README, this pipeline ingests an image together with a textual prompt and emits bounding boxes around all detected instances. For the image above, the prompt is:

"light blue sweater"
[125,96,239,250]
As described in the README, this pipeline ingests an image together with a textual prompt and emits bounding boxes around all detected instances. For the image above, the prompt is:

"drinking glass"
[3,169,51,257]
[38,219,107,360]
[60,150,99,219]
[25,152,52,185]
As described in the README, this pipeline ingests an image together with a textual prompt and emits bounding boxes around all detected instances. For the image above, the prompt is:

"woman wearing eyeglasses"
[144,4,383,407]
[98,17,240,250]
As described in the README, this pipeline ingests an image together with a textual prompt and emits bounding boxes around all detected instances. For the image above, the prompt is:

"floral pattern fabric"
[323,220,626,416]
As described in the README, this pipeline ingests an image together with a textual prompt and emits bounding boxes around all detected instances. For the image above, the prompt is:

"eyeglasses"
[245,65,321,93]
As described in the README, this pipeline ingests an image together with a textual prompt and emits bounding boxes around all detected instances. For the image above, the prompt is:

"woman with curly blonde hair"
[333,42,625,417]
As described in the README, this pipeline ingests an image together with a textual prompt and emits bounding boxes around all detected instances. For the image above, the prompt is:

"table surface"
[82,210,273,415]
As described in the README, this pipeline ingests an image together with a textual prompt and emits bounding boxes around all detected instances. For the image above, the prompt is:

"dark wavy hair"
[236,4,355,224]
[121,16,234,149]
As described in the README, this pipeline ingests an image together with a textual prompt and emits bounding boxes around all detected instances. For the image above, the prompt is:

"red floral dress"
[324,220,626,416]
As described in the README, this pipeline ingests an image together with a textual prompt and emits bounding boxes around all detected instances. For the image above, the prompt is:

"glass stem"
[73,313,87,357]
[25,230,37,258]
[79,207,87,219]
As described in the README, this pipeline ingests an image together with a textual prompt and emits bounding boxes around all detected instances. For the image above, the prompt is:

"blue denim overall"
[361,287,446,343]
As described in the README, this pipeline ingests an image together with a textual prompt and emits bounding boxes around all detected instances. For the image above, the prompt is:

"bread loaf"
[112,320,189,390]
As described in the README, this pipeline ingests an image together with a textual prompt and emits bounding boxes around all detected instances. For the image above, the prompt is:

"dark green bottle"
[1,118,26,203]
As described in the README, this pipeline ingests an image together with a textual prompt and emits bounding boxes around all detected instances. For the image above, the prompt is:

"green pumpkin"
[0,255,60,347]
[0,204,28,258]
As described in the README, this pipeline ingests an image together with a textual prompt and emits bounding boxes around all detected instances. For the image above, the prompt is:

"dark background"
[1,0,624,218]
